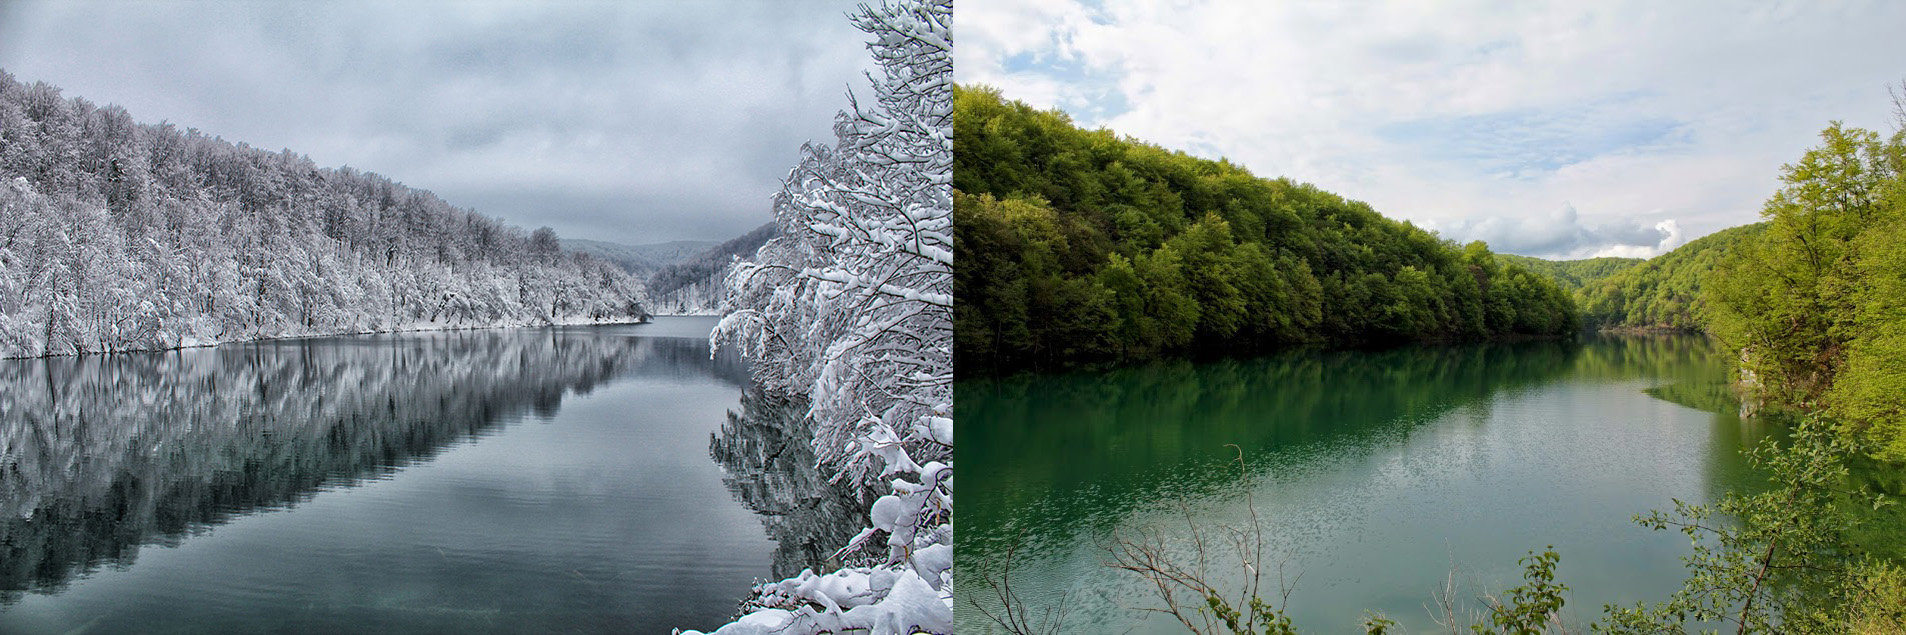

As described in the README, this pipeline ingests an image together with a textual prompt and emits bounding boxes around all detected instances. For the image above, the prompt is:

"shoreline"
[1593,324,1706,336]
[0,315,656,361]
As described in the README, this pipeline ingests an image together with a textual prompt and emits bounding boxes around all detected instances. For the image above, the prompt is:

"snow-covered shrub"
[698,0,952,633]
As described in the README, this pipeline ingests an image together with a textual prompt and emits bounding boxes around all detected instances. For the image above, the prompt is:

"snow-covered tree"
[699,1,952,633]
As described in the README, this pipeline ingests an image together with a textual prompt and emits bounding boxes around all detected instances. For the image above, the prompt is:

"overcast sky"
[960,0,1906,259]
[0,1,874,245]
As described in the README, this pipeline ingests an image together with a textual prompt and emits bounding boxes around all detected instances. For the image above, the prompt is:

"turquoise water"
[957,335,1771,633]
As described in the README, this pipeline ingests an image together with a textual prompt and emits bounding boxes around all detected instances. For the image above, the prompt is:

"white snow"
[698,1,954,633]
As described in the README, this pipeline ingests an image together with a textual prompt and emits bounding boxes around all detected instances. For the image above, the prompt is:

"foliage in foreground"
[967,87,1906,635]
[698,1,953,633]
[1705,117,1906,459]
[974,418,1900,635]
[1599,417,1895,634]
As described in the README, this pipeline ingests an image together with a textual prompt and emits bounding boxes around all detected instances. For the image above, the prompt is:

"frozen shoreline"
[0,315,653,360]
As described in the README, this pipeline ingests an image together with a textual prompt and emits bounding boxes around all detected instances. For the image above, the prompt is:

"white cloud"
[958,0,1906,258]
[1434,207,1686,260]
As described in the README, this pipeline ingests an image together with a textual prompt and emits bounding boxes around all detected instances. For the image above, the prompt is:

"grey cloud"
[1441,205,1683,259]
[0,0,871,245]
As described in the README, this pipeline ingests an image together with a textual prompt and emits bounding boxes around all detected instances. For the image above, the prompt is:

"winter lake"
[957,334,1773,633]
[0,316,864,634]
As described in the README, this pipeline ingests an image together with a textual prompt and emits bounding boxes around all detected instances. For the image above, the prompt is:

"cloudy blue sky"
[958,0,1906,258]
[0,1,873,245]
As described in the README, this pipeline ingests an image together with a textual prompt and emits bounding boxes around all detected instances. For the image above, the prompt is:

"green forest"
[1494,254,1640,292]
[1705,121,1906,461]
[1547,117,1906,461]
[1585,118,1906,632]
[952,81,1906,458]
[956,83,1906,631]
[1573,224,1766,331]
[953,85,1577,374]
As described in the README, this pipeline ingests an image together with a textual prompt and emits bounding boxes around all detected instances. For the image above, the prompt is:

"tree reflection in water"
[710,387,875,580]
[0,329,677,602]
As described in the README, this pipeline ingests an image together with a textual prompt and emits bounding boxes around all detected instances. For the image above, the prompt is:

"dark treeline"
[0,70,645,358]
[953,85,1577,374]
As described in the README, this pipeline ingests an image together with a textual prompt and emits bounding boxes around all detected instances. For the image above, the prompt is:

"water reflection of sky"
[0,318,801,634]
[958,335,1768,634]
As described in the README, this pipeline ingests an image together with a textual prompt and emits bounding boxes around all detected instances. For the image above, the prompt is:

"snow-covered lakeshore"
[2,0,950,629]
[0,314,652,360]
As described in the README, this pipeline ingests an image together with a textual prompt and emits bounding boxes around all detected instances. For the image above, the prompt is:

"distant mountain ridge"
[1576,223,1766,331]
[646,222,780,315]
[562,238,720,273]
[1494,254,1643,293]
[1500,224,1767,332]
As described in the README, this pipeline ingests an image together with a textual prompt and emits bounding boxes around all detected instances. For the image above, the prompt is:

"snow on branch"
[696,1,952,633]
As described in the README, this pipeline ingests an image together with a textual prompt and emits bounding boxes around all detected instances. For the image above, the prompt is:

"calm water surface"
[958,335,1773,633]
[0,317,860,634]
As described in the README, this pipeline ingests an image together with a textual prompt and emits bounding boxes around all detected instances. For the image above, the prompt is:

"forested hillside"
[1706,120,1906,459]
[1571,224,1766,331]
[954,85,1577,373]
[0,71,645,358]
[562,237,718,273]
[1495,254,1641,293]
[646,222,777,314]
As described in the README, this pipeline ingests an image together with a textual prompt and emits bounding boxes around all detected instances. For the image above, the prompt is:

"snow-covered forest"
[647,222,779,315]
[701,0,953,632]
[0,70,646,359]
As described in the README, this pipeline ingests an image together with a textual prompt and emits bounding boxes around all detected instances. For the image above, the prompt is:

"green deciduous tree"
[953,85,1580,374]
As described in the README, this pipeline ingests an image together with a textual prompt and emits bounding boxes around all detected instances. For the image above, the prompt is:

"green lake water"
[957,334,1775,633]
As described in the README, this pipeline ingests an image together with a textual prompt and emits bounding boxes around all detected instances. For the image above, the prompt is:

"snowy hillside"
[561,237,719,273]
[646,222,778,315]
[0,70,648,358]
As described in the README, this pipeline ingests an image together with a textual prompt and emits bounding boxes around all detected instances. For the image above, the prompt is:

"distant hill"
[1574,223,1767,331]
[646,222,780,315]
[1495,255,1643,293]
[562,238,719,273]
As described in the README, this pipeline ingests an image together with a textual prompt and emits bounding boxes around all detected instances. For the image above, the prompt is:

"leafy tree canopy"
[954,85,1577,374]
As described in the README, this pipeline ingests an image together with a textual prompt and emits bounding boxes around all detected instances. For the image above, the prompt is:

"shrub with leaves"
[1598,416,1893,634]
